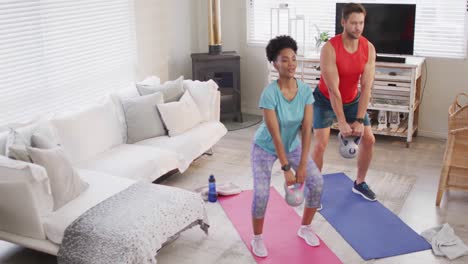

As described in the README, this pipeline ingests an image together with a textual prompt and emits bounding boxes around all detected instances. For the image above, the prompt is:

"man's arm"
[357,42,376,120]
[320,42,352,136]
[351,42,376,136]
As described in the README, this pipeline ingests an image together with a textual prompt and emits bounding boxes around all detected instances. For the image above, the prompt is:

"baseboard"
[242,107,262,116]
[418,129,447,139]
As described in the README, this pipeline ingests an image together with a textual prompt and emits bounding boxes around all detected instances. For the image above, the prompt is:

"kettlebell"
[338,132,361,159]
[284,182,304,207]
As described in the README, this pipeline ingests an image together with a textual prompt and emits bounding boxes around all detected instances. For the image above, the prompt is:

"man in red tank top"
[312,3,377,201]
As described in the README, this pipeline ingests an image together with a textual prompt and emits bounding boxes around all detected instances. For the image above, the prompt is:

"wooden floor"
[1,124,467,264]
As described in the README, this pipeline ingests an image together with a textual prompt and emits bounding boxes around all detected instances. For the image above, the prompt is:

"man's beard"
[345,28,360,39]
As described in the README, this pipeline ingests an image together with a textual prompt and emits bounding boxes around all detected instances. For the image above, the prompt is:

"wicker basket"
[436,93,468,205]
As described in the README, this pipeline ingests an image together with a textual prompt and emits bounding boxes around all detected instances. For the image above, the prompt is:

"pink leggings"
[251,143,323,219]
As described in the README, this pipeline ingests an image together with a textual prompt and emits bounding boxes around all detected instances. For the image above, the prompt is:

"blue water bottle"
[208,174,217,202]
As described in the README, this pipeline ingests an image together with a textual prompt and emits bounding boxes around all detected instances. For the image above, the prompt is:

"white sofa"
[0,79,227,257]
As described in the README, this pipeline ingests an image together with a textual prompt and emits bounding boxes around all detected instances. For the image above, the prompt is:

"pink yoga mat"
[219,187,342,264]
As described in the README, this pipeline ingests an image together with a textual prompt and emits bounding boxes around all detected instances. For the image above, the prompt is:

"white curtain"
[0,0,136,126]
[247,0,467,58]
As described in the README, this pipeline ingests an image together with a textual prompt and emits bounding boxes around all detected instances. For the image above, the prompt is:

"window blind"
[0,0,136,126]
[247,0,467,58]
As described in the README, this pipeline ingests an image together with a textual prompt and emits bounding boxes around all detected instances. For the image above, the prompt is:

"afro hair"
[265,35,298,62]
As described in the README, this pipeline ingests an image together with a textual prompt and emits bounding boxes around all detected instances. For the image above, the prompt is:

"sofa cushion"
[122,92,166,143]
[137,76,184,102]
[184,79,219,122]
[27,147,89,211]
[43,170,134,244]
[75,144,182,182]
[51,99,123,164]
[136,121,228,172]
[157,91,203,137]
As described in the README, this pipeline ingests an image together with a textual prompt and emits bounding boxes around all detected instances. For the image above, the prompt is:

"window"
[0,0,136,127]
[247,0,467,58]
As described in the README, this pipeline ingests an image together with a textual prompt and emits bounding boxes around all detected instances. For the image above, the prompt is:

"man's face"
[341,12,365,39]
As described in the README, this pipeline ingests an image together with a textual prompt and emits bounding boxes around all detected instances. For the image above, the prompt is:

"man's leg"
[352,125,377,201]
[356,125,375,183]
[312,128,331,171]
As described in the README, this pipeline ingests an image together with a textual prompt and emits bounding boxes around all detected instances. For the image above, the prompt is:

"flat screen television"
[335,3,416,56]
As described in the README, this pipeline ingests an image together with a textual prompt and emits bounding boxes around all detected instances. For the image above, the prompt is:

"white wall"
[134,0,200,81]
[134,0,241,82]
[134,0,466,138]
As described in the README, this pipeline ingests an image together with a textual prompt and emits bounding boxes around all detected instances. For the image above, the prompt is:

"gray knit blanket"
[57,182,209,264]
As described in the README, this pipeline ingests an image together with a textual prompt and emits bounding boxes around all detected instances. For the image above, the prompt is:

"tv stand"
[376,56,406,63]
[269,56,426,147]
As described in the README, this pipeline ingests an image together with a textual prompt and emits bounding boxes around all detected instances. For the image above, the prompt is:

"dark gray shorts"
[312,87,370,129]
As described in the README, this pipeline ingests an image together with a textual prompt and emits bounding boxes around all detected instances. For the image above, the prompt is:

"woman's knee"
[304,175,323,208]
[305,173,324,192]
[252,188,270,218]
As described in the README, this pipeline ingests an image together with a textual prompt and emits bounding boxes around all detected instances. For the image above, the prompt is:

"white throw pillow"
[0,155,53,217]
[157,91,203,137]
[137,76,185,102]
[5,119,60,162]
[122,92,166,143]
[186,79,219,122]
[109,84,140,143]
[31,133,60,149]
[27,147,89,211]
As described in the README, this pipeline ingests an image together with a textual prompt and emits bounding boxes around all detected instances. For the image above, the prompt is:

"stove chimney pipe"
[208,0,222,55]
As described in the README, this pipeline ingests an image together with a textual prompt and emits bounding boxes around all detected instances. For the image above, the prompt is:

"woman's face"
[273,48,297,79]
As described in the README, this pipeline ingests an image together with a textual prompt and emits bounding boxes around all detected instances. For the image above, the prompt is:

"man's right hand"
[338,121,353,137]
[284,170,296,186]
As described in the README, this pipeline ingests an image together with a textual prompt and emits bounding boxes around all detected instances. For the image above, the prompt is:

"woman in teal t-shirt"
[250,36,324,258]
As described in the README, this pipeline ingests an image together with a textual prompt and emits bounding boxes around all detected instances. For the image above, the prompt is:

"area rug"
[222,113,262,132]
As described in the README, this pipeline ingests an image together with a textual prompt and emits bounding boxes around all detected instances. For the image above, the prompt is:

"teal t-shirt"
[254,79,314,155]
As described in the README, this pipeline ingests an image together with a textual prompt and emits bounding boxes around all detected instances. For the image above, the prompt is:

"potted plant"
[313,25,330,52]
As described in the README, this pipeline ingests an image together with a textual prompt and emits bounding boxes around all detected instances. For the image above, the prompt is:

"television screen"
[335,3,416,55]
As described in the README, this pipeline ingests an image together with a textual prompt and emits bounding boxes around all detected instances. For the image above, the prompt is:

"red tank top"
[318,34,369,104]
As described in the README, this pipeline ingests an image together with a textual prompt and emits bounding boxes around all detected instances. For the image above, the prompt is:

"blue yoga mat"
[320,173,431,260]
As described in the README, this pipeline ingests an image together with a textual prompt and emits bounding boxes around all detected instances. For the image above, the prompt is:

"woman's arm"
[263,108,296,185]
[300,104,313,167]
[263,109,288,167]
[296,104,313,183]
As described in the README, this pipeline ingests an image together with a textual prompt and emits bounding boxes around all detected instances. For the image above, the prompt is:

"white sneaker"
[297,225,320,247]
[251,236,268,257]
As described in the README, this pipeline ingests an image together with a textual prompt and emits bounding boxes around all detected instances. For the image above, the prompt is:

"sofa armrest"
[0,181,47,239]
[0,158,52,239]
[212,91,221,122]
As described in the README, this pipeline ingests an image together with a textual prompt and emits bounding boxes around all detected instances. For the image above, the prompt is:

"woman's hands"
[295,164,307,184]
[284,164,307,186]
[284,170,296,186]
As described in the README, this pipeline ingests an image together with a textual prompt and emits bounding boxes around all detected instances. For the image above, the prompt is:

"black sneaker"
[352,181,377,201]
